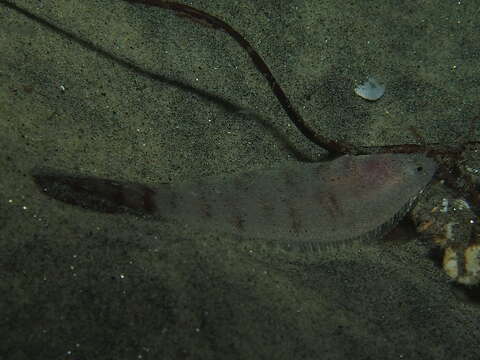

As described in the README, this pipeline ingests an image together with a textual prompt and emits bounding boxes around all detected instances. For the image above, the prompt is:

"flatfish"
[35,153,436,248]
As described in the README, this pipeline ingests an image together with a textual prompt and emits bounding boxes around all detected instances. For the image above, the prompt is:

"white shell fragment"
[354,77,385,101]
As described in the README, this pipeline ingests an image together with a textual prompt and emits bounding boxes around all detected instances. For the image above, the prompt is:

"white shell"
[354,77,385,101]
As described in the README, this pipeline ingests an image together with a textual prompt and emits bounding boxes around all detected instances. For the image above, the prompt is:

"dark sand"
[1,1,480,359]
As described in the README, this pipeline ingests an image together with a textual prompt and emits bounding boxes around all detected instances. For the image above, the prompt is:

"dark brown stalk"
[124,0,357,156]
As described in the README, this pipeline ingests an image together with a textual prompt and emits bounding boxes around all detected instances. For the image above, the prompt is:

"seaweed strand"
[125,0,356,156]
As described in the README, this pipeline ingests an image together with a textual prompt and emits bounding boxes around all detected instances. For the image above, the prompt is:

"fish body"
[35,153,436,248]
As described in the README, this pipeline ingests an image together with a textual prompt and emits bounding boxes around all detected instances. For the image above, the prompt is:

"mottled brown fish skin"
[150,153,437,247]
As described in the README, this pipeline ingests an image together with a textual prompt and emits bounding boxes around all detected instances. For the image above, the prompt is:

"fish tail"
[33,173,157,215]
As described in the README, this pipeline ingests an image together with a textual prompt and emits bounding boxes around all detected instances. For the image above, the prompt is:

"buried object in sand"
[354,77,385,101]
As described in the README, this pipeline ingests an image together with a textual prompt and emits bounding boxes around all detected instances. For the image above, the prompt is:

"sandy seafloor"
[1,0,480,359]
